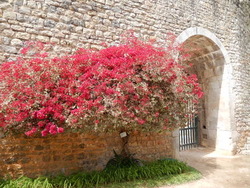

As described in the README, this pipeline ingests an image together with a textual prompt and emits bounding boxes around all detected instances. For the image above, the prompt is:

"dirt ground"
[161,147,250,188]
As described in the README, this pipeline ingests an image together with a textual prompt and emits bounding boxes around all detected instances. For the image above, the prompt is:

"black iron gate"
[179,116,199,151]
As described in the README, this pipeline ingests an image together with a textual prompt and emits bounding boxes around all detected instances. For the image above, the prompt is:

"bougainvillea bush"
[0,34,203,137]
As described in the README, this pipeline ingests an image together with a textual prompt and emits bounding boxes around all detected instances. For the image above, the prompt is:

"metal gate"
[179,115,199,151]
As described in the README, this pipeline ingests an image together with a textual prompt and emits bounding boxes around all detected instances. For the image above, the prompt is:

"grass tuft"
[0,159,201,188]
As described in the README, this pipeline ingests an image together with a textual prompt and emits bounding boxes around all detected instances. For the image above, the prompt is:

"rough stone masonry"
[0,0,249,177]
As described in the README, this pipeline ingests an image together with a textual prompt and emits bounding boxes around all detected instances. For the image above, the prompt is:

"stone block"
[214,66,224,76]
[203,69,214,78]
[11,38,23,46]
[96,30,103,37]
[11,25,25,31]
[36,35,50,42]
[55,22,67,30]
[2,29,15,37]
[50,37,60,43]
[47,13,59,21]
[44,19,56,28]
[1,45,17,53]
[19,7,31,15]
[26,28,38,34]
[40,30,53,37]
[247,137,250,144]
[60,16,71,24]
[0,23,10,31]
[16,13,25,22]
[75,26,83,33]
[0,3,11,10]
[3,11,17,20]
[95,0,106,4]
[85,21,95,29]
[16,32,30,40]
[15,0,23,6]
[54,32,65,38]
[83,14,91,21]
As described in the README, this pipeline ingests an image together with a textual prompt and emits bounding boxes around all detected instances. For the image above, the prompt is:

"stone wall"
[0,131,173,178]
[231,1,250,154]
[0,0,250,177]
[0,0,247,62]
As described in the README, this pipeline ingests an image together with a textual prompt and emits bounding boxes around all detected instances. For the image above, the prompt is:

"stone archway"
[175,27,236,154]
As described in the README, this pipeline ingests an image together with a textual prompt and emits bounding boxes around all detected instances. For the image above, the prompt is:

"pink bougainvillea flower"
[137,119,145,125]
[37,121,46,128]
[57,127,64,133]
[0,34,202,136]
[25,127,37,136]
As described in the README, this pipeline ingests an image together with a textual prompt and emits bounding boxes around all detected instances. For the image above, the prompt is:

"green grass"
[103,167,201,188]
[0,159,202,188]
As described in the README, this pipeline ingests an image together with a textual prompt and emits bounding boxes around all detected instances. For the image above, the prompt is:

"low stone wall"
[0,131,173,178]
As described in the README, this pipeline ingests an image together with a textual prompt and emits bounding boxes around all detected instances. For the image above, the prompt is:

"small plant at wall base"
[0,33,203,137]
[106,149,143,169]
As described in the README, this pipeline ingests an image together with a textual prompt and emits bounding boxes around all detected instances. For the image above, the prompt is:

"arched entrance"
[175,27,236,154]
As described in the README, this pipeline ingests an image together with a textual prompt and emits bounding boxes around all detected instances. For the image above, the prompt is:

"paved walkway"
[161,147,250,188]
